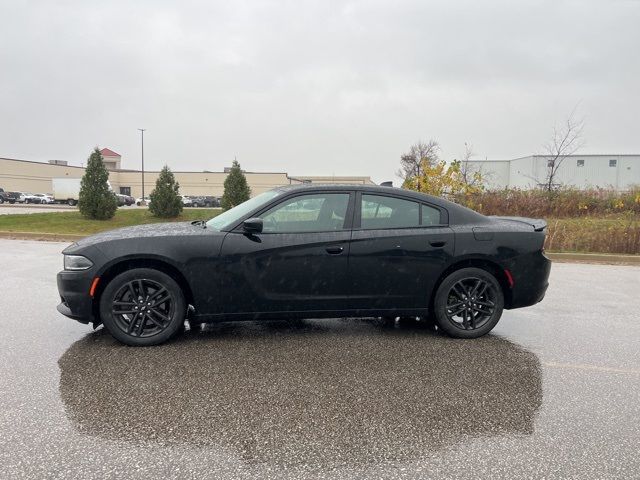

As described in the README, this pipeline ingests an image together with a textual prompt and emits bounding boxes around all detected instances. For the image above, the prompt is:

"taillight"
[504,269,514,288]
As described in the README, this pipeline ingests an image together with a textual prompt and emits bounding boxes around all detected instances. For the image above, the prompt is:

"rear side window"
[421,204,441,226]
[361,195,420,229]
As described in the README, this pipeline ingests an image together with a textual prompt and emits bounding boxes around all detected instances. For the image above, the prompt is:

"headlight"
[64,255,94,271]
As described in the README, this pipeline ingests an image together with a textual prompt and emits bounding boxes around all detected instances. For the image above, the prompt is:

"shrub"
[545,217,640,254]
[78,148,117,220]
[453,187,640,218]
[149,166,183,218]
[221,160,251,210]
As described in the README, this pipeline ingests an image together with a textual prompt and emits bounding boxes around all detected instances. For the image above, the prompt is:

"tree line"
[79,149,251,221]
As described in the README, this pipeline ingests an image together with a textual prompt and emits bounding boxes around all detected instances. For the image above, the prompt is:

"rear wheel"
[99,268,186,346]
[433,267,504,338]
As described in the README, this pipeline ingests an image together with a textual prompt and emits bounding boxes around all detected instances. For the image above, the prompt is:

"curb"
[545,252,640,265]
[0,203,76,210]
[0,231,84,242]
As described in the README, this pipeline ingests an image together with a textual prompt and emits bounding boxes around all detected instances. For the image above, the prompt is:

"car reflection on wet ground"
[59,321,542,467]
[0,240,638,479]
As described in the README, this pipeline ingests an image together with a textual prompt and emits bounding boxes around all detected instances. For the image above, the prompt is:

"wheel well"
[92,258,195,319]
[429,259,513,309]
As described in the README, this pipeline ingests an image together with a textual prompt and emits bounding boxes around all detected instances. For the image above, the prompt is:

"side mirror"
[243,217,263,234]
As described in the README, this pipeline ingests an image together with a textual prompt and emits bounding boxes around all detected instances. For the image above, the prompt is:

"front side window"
[206,190,283,231]
[361,195,421,229]
[576,159,584,167]
[260,193,350,233]
[609,159,617,167]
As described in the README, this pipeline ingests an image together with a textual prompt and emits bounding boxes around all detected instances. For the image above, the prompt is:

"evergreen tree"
[149,165,183,218]
[221,160,251,209]
[78,147,117,220]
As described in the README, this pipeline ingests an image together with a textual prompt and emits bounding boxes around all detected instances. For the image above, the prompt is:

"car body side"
[57,185,550,326]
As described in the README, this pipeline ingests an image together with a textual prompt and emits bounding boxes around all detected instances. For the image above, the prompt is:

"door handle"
[325,246,344,255]
[429,240,446,248]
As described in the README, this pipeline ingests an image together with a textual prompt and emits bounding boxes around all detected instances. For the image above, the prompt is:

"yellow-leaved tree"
[402,159,484,198]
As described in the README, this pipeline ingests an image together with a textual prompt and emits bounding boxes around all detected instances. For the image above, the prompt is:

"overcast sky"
[1,0,639,182]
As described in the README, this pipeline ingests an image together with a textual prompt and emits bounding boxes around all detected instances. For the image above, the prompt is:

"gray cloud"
[1,0,638,182]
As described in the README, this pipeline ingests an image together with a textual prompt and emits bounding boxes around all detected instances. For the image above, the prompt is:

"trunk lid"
[489,216,547,232]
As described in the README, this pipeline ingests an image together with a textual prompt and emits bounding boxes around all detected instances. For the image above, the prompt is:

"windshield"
[206,190,282,231]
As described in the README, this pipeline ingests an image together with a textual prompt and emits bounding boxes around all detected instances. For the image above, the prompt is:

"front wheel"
[432,267,504,339]
[99,268,186,346]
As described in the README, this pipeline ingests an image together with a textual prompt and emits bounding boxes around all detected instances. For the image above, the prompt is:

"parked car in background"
[135,197,151,206]
[21,193,37,203]
[21,193,53,204]
[34,193,55,204]
[0,188,20,204]
[56,184,551,346]
[181,195,193,207]
[189,195,220,207]
[115,194,134,207]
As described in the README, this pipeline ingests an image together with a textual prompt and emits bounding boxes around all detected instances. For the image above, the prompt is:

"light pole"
[138,128,146,202]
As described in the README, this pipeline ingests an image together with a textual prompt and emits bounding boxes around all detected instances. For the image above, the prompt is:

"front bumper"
[57,270,95,324]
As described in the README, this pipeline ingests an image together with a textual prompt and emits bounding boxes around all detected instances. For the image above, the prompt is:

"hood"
[72,221,207,248]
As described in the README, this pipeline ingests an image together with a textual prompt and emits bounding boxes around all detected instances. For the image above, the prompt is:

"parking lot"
[0,239,638,479]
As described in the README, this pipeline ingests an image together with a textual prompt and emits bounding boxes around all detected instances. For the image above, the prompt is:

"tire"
[432,267,504,339]
[99,268,186,346]
[68,199,76,206]
[0,198,4,204]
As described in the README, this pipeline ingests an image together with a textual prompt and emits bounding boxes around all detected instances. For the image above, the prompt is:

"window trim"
[353,192,448,230]
[232,190,355,234]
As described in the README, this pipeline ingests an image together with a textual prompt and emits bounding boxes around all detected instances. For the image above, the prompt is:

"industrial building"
[0,148,374,198]
[467,154,639,190]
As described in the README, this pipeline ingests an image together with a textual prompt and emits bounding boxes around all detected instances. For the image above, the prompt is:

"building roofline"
[468,154,640,163]
[0,156,86,169]
[114,168,291,175]
[530,154,639,157]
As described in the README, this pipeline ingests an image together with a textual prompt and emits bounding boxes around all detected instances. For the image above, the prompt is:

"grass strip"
[0,208,221,236]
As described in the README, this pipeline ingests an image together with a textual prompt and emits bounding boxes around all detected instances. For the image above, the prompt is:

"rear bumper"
[506,251,551,309]
[57,270,95,324]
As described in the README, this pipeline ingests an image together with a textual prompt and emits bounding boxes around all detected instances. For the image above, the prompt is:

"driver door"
[218,191,354,315]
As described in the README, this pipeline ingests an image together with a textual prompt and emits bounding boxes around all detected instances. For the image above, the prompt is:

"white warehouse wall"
[467,155,639,190]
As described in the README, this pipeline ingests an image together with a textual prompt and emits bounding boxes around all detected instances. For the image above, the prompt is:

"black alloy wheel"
[100,268,186,346]
[433,267,504,339]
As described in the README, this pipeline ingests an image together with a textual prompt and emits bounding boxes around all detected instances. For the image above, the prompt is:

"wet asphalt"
[0,239,638,479]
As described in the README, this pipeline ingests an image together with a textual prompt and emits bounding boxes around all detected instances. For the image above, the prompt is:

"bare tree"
[458,142,483,188]
[541,111,585,191]
[396,140,440,192]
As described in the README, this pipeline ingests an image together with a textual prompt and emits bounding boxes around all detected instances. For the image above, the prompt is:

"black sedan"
[57,184,551,346]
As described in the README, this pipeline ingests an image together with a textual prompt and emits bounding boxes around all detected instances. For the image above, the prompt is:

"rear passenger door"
[347,192,455,312]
